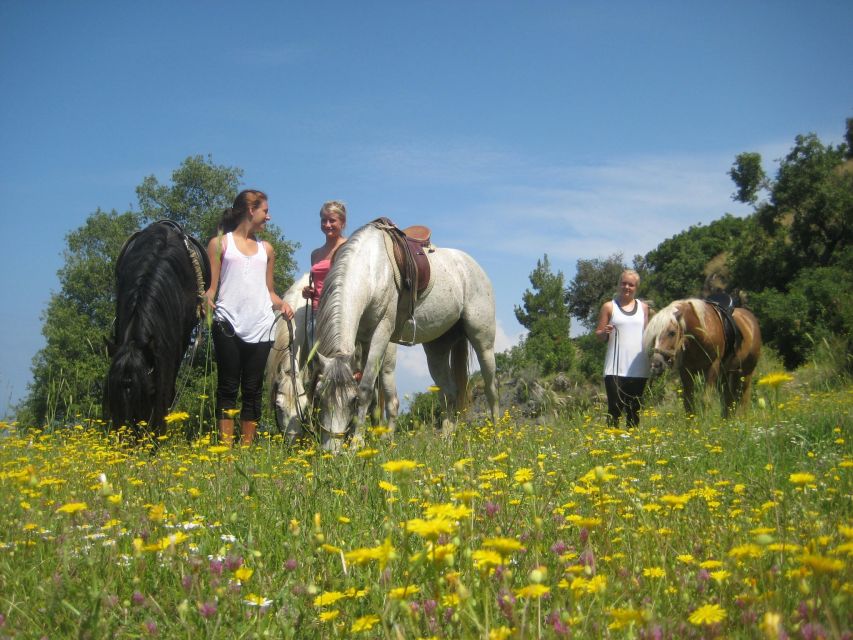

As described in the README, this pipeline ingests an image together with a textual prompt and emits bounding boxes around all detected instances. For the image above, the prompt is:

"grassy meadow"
[0,374,850,639]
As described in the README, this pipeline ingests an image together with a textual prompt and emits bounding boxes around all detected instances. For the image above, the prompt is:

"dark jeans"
[604,375,647,427]
[212,321,272,422]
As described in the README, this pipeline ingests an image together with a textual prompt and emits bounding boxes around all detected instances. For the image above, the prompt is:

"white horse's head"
[312,352,359,452]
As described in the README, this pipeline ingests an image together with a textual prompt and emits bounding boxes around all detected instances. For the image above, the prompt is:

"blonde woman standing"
[301,200,348,312]
[595,269,650,428]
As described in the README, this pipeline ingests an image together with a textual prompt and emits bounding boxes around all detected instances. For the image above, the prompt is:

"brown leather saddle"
[705,292,740,360]
[369,217,433,295]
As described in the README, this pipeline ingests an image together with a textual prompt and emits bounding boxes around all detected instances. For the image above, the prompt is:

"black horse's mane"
[106,222,208,434]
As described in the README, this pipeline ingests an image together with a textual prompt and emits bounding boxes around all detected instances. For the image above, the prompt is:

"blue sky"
[1,1,851,417]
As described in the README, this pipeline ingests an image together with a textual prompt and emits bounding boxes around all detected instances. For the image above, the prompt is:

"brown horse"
[643,299,761,416]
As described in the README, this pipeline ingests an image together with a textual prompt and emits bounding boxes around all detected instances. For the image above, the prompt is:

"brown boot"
[219,419,235,447]
[240,420,257,447]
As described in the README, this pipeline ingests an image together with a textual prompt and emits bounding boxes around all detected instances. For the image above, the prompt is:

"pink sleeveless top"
[309,259,331,311]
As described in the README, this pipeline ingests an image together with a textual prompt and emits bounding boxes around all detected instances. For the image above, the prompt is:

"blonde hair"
[320,200,347,227]
[619,269,640,286]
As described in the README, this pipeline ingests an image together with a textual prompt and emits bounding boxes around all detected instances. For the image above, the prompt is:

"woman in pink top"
[302,200,348,311]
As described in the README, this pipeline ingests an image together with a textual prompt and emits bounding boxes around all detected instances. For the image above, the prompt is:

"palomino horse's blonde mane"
[644,298,711,354]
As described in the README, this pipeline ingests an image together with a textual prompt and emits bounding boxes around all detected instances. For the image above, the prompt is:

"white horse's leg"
[380,343,399,433]
[470,341,500,423]
[422,339,458,435]
[352,326,395,447]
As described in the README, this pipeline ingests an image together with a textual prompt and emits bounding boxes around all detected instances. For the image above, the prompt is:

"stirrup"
[397,315,417,346]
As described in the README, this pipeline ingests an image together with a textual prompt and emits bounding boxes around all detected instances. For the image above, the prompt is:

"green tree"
[729,121,852,368]
[565,253,627,330]
[512,255,574,375]
[21,156,298,427]
[641,214,748,305]
[23,210,140,426]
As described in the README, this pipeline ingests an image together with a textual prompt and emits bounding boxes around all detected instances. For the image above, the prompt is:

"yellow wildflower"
[351,614,380,633]
[56,501,87,515]
[788,472,816,485]
[382,459,418,473]
[688,603,727,625]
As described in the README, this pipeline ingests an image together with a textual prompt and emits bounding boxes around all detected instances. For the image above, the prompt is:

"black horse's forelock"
[106,223,203,434]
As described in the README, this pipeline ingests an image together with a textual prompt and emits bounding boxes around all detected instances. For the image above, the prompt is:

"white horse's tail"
[451,338,470,412]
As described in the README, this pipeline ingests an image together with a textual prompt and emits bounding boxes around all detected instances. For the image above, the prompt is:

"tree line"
[18,120,852,428]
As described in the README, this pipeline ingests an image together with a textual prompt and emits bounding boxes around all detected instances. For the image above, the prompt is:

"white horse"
[266,272,399,445]
[312,220,499,451]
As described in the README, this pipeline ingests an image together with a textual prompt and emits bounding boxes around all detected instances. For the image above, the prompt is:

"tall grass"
[0,377,850,638]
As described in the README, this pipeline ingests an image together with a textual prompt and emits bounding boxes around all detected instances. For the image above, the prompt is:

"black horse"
[105,220,211,437]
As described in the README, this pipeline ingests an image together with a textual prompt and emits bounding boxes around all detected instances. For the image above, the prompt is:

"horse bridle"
[652,322,685,366]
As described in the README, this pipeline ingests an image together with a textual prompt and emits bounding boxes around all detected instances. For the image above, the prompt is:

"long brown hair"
[218,189,268,233]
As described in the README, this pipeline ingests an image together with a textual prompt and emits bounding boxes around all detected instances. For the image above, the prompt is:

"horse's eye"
[668,330,676,337]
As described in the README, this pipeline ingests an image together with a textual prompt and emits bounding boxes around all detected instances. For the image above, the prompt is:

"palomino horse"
[105,220,210,437]
[311,220,499,451]
[266,273,399,444]
[643,298,761,416]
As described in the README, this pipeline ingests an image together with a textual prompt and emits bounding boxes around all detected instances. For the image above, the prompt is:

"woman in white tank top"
[204,190,294,446]
[595,269,650,428]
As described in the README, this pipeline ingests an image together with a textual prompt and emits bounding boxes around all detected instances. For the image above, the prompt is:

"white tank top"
[214,232,276,343]
[603,299,650,378]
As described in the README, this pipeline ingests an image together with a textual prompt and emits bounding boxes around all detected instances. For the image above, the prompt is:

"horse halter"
[653,322,684,365]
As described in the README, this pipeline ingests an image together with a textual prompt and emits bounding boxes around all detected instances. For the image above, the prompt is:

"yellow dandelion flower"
[452,489,481,503]
[453,457,474,471]
[404,517,456,540]
[483,536,525,556]
[164,411,190,424]
[148,504,166,522]
[789,472,816,485]
[515,584,550,599]
[351,614,380,633]
[489,627,514,640]
[424,502,472,520]
[356,448,379,458]
[709,570,730,582]
[688,603,727,626]
[472,549,503,569]
[799,553,844,573]
[757,372,793,387]
[677,554,696,564]
[208,445,230,454]
[318,610,340,622]
[382,459,418,473]
[388,584,420,599]
[427,385,441,393]
[314,590,346,607]
[223,408,240,417]
[233,566,253,582]
[608,608,647,630]
[513,467,534,483]
[643,567,666,578]
[489,451,509,463]
[699,560,723,569]
[729,543,764,559]
[320,544,342,554]
[56,501,87,515]
[379,480,398,493]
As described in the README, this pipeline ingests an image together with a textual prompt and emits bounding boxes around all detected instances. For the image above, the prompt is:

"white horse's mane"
[315,224,380,357]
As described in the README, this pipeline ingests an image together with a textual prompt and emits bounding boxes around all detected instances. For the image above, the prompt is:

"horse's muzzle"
[649,352,672,376]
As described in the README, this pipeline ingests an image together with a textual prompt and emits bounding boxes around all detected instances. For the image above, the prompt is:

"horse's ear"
[317,353,331,370]
[673,307,683,320]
